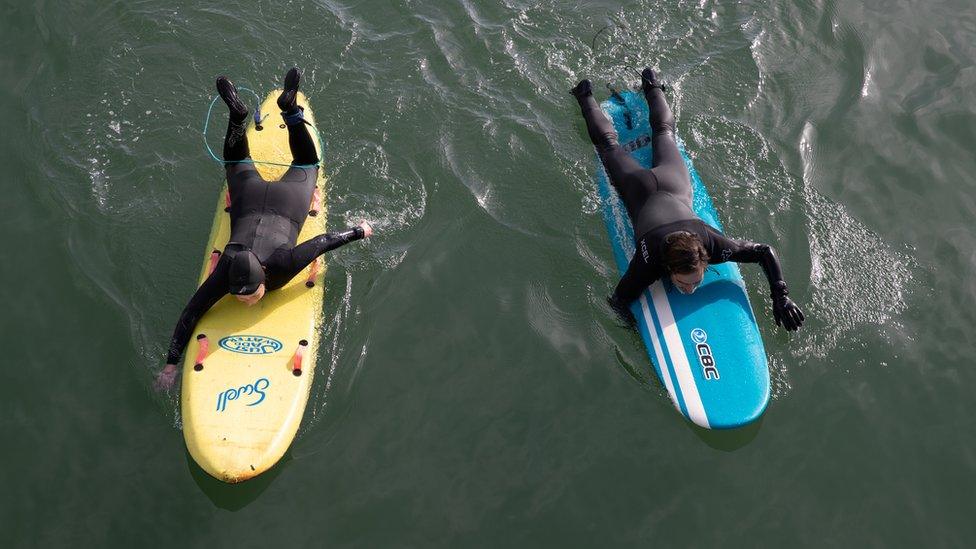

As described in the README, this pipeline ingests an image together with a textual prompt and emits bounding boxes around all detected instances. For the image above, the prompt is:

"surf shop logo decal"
[690,329,720,380]
[218,335,283,355]
[216,377,270,412]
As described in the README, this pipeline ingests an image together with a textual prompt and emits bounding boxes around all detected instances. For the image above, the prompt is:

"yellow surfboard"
[181,90,326,483]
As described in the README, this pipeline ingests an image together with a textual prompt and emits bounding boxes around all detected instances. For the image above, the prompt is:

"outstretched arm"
[709,231,805,331]
[268,222,372,287]
[156,259,230,389]
[725,241,785,288]
[291,224,367,269]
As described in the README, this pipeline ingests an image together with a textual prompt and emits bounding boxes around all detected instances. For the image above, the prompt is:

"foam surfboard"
[181,90,326,482]
[595,90,770,429]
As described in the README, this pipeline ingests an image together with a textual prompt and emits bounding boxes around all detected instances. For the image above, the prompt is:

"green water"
[3,0,975,546]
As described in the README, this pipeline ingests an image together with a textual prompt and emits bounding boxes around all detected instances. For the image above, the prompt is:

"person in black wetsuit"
[571,68,805,331]
[155,67,372,390]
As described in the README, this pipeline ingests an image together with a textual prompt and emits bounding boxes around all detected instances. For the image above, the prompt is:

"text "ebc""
[690,328,720,380]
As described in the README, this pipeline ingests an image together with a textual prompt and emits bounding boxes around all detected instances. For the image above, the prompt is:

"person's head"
[228,247,266,305]
[662,231,709,294]
[234,283,266,306]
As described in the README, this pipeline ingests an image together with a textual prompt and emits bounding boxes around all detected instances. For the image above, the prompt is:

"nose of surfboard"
[182,337,315,482]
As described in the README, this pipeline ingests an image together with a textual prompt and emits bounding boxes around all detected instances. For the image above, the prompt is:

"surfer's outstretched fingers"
[790,301,805,330]
[774,296,804,331]
[154,364,179,392]
[791,305,805,330]
[359,221,373,238]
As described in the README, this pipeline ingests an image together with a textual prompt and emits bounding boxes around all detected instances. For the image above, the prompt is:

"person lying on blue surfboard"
[155,67,372,390]
[571,68,805,331]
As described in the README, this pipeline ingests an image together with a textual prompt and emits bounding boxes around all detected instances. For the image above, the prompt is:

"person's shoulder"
[687,218,718,240]
[690,217,715,230]
[692,221,735,262]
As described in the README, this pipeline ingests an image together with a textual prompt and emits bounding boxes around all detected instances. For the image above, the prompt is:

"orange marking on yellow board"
[208,250,221,275]
[309,187,322,216]
[193,334,209,371]
[292,339,308,375]
[305,258,320,287]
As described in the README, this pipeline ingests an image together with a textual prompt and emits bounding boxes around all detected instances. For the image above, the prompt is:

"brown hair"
[662,231,709,274]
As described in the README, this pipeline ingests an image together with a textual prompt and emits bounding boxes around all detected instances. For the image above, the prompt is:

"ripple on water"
[301,271,355,436]
[526,282,591,380]
[439,129,492,211]
[798,122,916,358]
[686,114,915,369]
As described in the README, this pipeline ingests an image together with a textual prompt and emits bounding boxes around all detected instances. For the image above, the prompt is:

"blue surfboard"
[595,90,770,429]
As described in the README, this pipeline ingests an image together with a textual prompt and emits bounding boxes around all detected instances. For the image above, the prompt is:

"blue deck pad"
[595,90,770,429]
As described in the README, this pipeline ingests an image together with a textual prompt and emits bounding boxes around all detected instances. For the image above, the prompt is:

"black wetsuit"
[165,115,364,365]
[576,84,787,308]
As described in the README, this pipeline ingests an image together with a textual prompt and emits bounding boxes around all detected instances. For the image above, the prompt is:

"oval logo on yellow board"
[218,335,283,355]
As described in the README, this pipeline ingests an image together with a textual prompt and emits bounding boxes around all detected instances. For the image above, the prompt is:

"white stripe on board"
[650,283,710,428]
[638,293,678,409]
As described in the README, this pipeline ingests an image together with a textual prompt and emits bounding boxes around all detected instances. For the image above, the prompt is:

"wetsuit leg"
[222,117,250,162]
[287,120,319,166]
[222,116,264,200]
[272,165,318,223]
[225,167,265,220]
[271,121,320,222]
[644,86,692,207]
[577,93,657,222]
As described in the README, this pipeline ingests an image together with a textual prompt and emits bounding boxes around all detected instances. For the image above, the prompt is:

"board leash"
[202,86,326,169]
[588,22,643,83]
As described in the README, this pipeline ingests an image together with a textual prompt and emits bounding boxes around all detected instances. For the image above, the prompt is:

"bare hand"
[154,364,179,392]
[359,220,374,238]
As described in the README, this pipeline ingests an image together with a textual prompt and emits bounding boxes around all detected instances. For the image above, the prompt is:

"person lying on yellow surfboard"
[155,67,371,390]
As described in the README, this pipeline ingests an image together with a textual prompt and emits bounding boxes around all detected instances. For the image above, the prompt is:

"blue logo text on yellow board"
[216,378,270,412]
[218,335,283,355]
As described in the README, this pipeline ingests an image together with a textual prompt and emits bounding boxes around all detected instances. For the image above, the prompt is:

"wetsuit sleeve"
[705,228,786,289]
[271,226,365,284]
[611,255,664,306]
[165,259,229,365]
[707,228,805,330]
